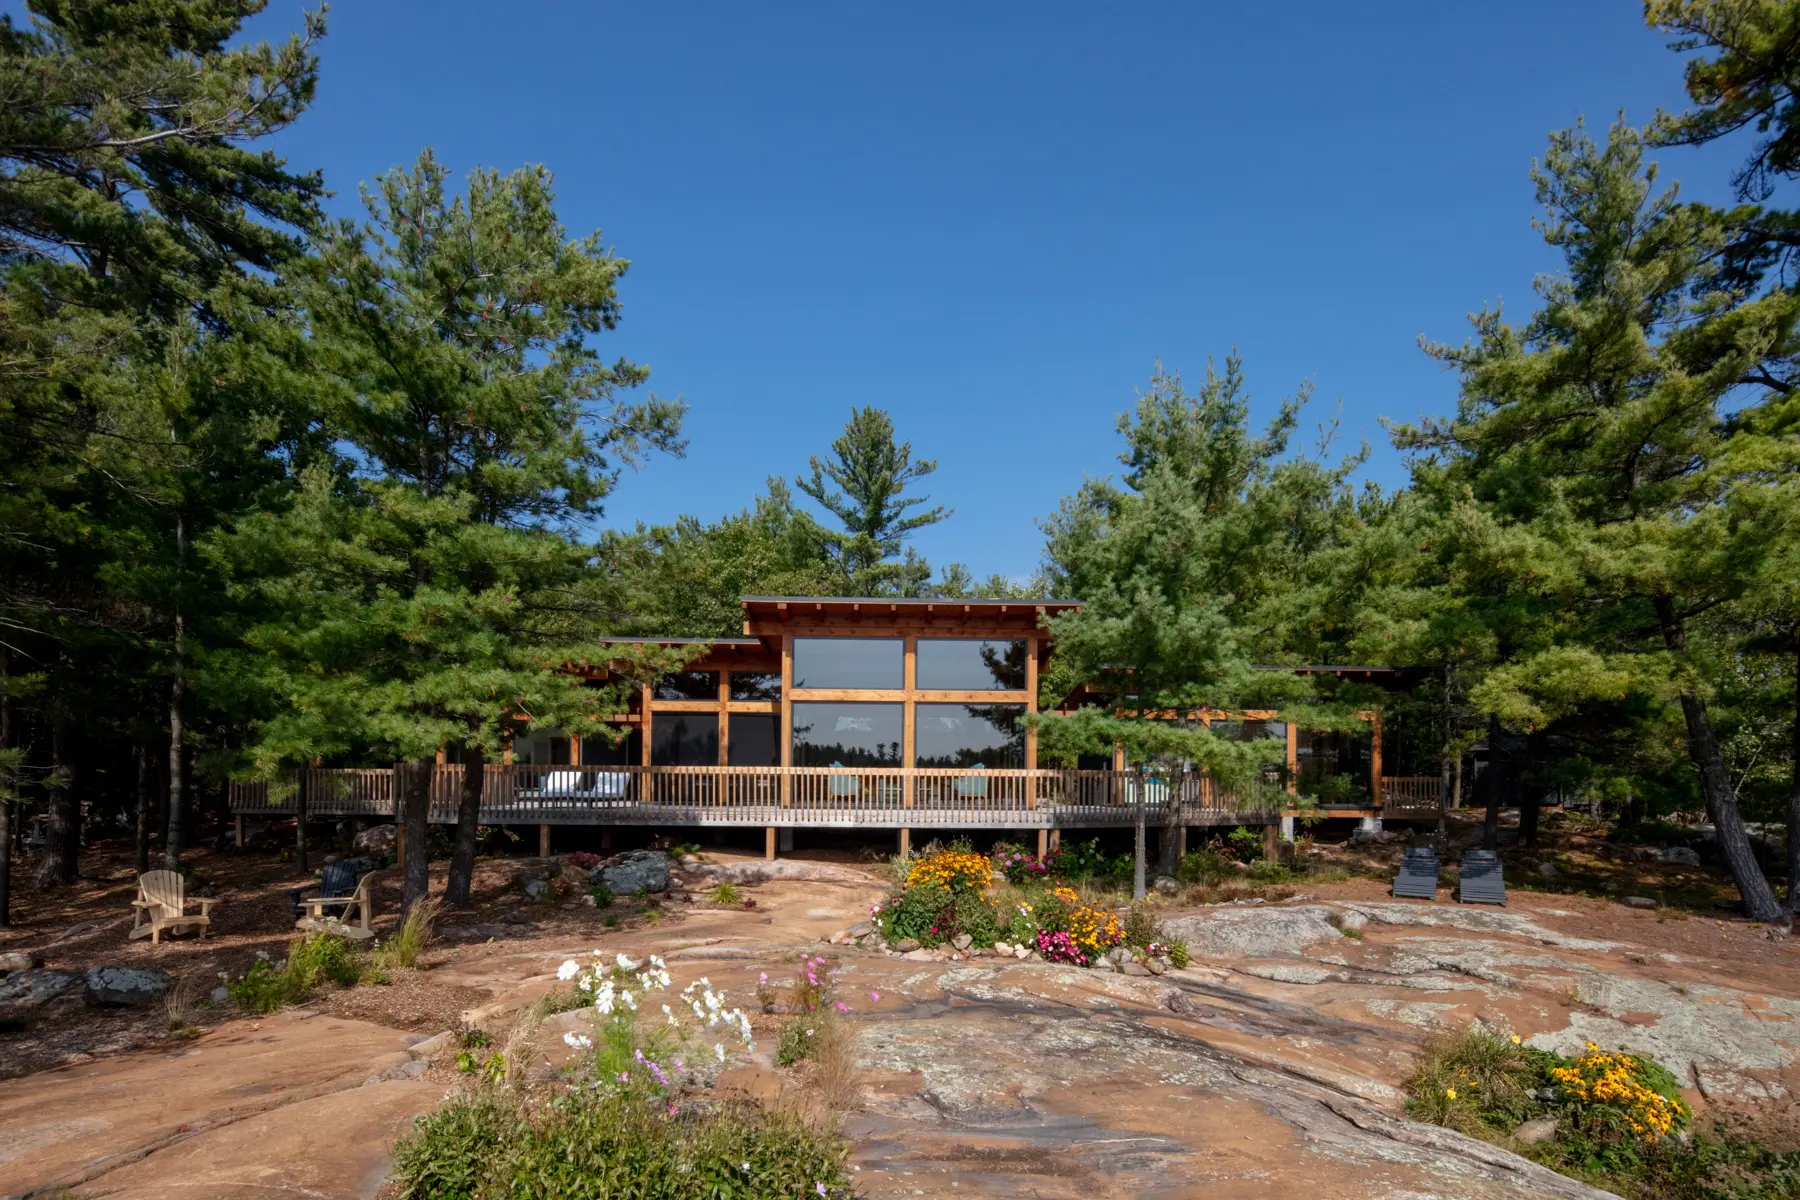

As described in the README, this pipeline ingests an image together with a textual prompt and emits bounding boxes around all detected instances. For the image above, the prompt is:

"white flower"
[620,990,637,1011]
[714,1042,726,1061]
[558,959,582,981]
[615,953,640,972]
[562,1032,592,1050]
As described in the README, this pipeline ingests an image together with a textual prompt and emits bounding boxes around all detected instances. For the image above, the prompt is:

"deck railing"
[228,764,1301,828]
[1380,775,1445,817]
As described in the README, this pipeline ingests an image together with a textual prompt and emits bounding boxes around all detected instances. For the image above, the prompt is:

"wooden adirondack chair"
[297,870,376,939]
[129,870,215,944]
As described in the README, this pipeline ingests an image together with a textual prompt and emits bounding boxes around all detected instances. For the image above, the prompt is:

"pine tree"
[796,407,949,595]
[1394,119,1799,919]
[214,151,688,911]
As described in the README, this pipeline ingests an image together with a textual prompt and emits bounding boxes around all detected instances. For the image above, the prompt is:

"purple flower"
[870,991,880,1001]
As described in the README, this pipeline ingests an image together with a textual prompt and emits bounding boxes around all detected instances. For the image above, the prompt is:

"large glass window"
[792,638,903,690]
[915,638,1028,691]
[791,701,902,766]
[580,729,641,766]
[728,671,782,701]
[914,703,1025,769]
[727,714,780,767]
[514,731,571,766]
[1210,718,1289,784]
[1296,727,1372,804]
[651,712,719,766]
[654,670,719,701]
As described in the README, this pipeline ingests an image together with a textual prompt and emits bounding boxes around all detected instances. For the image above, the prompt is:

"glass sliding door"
[1296,727,1373,805]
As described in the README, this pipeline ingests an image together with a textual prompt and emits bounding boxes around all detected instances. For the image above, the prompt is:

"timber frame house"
[230,597,1442,858]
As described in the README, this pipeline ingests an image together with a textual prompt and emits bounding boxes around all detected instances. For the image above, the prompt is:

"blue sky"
[244,1,1745,582]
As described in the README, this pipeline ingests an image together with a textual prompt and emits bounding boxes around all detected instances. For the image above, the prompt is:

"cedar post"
[898,827,910,857]
[1037,828,1047,857]
[1263,822,1279,861]
[765,825,776,860]
[234,814,244,851]
[539,824,550,858]
[901,634,916,854]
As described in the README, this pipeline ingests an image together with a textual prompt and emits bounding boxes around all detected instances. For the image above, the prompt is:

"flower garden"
[870,841,1188,970]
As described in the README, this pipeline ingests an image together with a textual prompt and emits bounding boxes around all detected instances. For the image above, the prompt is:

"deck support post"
[1359,815,1382,835]
[1176,825,1187,860]
[600,826,612,851]
[1280,814,1295,842]
[539,823,550,859]
[1049,828,1060,852]
[764,825,776,860]
[778,827,794,853]
[1263,822,1278,862]
[234,814,244,850]
[1036,828,1047,858]
[1133,808,1147,902]
[898,827,910,857]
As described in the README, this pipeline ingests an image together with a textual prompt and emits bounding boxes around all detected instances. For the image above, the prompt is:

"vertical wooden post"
[1286,723,1299,797]
[1049,829,1060,851]
[765,825,776,860]
[1037,828,1047,857]
[539,823,550,859]
[601,826,612,851]
[234,813,244,851]
[717,672,731,767]
[778,634,792,856]
[901,635,915,851]
[1263,821,1278,861]
[1369,709,1383,812]
[1024,633,1038,811]
[1177,825,1187,859]
[395,764,406,875]
[898,827,910,857]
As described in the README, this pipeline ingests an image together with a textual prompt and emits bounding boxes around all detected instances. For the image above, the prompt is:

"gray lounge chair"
[1459,850,1506,905]
[1392,846,1439,899]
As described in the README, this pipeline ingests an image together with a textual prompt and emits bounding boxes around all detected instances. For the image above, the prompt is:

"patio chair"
[1458,850,1507,906]
[826,762,860,800]
[952,763,988,799]
[129,869,215,945]
[292,857,364,918]
[1391,846,1439,900]
[296,869,377,939]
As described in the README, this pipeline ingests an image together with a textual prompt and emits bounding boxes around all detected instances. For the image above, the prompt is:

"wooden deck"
[230,765,1442,829]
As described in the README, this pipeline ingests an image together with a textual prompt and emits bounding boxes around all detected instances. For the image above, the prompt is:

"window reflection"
[915,639,1028,691]
[791,702,902,767]
[728,672,781,701]
[654,670,719,701]
[1210,719,1289,783]
[792,638,903,690]
[914,703,1025,769]
[651,712,719,766]
[728,713,780,766]
[580,729,642,766]
[1296,727,1372,803]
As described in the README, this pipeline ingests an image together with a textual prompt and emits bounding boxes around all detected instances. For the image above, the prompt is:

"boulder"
[1657,846,1702,868]
[901,948,936,962]
[522,878,553,902]
[0,949,44,974]
[951,933,973,951]
[1513,1117,1559,1145]
[994,942,1013,956]
[0,968,83,1015]
[407,1030,456,1060]
[1329,909,1368,934]
[588,849,670,895]
[1162,905,1345,961]
[1122,963,1154,977]
[1620,896,1659,910]
[1152,875,1181,896]
[84,966,172,1007]
[892,938,921,953]
[353,824,398,855]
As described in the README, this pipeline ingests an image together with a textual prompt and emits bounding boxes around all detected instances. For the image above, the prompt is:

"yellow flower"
[1510,1035,1521,1045]
[1444,1088,1457,1100]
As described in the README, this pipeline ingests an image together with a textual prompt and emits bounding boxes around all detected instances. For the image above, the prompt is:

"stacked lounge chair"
[1391,846,1439,899]
[1458,849,1507,905]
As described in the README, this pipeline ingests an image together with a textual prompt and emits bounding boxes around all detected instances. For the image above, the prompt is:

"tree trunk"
[40,711,79,888]
[134,744,152,874]
[0,660,12,926]
[1518,731,1543,848]
[446,745,485,908]
[1480,717,1503,852]
[401,756,433,914]
[162,644,185,870]
[1656,596,1783,921]
[294,769,309,876]
[1154,773,1181,879]
[1788,636,1800,915]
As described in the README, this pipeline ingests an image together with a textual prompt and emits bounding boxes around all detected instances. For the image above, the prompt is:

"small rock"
[1092,957,1118,973]
[408,1030,456,1060]
[900,948,935,962]
[1015,947,1030,959]
[523,878,552,901]
[892,938,921,953]
[1146,958,1168,975]
[353,824,398,855]
[994,941,1013,955]
[1657,846,1702,867]
[1109,947,1132,966]
[1621,896,1659,910]
[0,950,44,974]
[1536,861,1560,879]
[1513,1116,1559,1145]
[1122,963,1153,977]
[847,922,872,938]
[1152,875,1180,896]
[951,933,973,951]
[83,967,171,1008]
[211,986,230,1003]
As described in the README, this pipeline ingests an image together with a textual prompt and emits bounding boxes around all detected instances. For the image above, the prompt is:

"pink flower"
[870,991,880,1001]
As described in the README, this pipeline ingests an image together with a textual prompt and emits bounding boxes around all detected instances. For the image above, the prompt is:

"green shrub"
[1123,901,1162,950]
[589,883,614,908]
[373,897,440,971]
[707,882,740,905]
[228,955,297,1013]
[287,932,360,990]
[1178,848,1233,885]
[1166,939,1190,969]
[1225,826,1263,860]
[393,1088,851,1199]
[875,881,951,944]
[603,912,620,929]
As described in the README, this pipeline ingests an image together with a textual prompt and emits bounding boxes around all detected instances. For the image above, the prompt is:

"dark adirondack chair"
[292,858,365,918]
[1391,846,1439,899]
[1458,850,1507,906]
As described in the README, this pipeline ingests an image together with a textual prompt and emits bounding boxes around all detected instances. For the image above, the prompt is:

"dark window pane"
[654,670,719,701]
[792,638,902,690]
[1210,719,1288,783]
[651,713,719,766]
[914,703,1025,769]
[728,714,780,766]
[791,702,902,767]
[728,671,782,701]
[1296,727,1372,803]
[580,729,641,766]
[915,639,1028,691]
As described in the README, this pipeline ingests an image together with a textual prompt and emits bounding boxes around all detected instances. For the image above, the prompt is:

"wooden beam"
[765,825,776,859]
[902,636,916,814]
[1370,708,1383,807]
[641,684,653,766]
[540,824,551,858]
[718,672,730,767]
[779,634,793,810]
